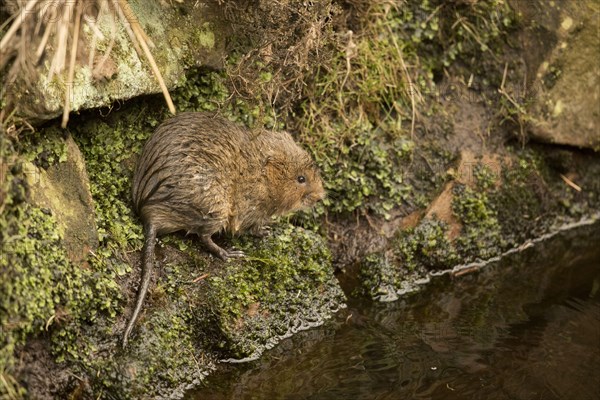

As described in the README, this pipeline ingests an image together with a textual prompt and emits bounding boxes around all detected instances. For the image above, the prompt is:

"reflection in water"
[190,221,600,400]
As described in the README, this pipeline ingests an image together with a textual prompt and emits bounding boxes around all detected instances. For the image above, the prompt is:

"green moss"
[46,249,211,398]
[194,23,215,49]
[401,0,517,74]
[473,164,499,190]
[0,198,66,386]
[72,118,145,248]
[17,126,68,169]
[172,69,229,114]
[355,253,399,301]
[206,224,344,359]
[395,218,458,272]
[490,147,600,246]
[172,67,280,129]
[452,184,504,260]
[0,135,121,396]
[488,152,545,245]
[296,6,417,217]
[119,307,210,398]
[310,121,414,218]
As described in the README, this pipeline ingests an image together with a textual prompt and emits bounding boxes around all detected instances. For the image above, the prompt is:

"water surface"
[190,221,600,400]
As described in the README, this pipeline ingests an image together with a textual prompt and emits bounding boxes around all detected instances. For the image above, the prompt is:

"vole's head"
[264,135,326,214]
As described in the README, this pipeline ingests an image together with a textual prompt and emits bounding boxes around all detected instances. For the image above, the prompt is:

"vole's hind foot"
[201,234,245,261]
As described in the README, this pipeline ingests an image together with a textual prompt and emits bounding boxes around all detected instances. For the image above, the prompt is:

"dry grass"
[296,2,422,142]
[219,0,341,122]
[0,0,174,128]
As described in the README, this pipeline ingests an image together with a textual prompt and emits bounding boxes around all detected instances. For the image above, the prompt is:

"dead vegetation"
[217,1,422,131]
[217,0,341,121]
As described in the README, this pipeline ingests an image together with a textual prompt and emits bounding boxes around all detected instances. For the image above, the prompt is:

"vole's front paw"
[202,234,245,261]
[213,246,245,261]
[224,248,245,260]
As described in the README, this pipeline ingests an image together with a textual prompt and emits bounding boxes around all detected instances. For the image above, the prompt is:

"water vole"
[122,112,325,346]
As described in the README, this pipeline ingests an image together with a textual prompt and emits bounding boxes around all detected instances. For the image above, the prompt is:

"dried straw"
[0,0,176,127]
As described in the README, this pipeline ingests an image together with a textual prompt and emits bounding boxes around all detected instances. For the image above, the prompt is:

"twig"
[87,0,108,70]
[498,62,527,114]
[93,2,117,78]
[48,3,73,81]
[498,62,532,142]
[62,2,83,128]
[452,265,480,277]
[560,174,582,192]
[0,0,40,52]
[112,0,142,55]
[192,273,209,283]
[116,0,176,114]
[35,12,55,63]
[340,30,356,90]
[383,8,420,139]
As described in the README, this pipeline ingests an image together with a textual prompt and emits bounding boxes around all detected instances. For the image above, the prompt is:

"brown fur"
[122,112,325,346]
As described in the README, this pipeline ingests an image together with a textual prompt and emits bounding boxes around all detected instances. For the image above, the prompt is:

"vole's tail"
[122,222,157,348]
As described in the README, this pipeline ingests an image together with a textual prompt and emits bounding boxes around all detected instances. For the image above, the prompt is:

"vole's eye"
[297,175,306,184]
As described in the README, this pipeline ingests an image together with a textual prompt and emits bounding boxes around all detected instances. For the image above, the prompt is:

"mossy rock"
[24,134,98,264]
[515,0,600,149]
[8,0,227,121]
[354,253,400,302]
[78,224,345,398]
[351,146,600,302]
[204,224,346,360]
[0,133,122,398]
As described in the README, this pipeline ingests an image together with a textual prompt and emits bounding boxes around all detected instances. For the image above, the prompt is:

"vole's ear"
[263,153,285,169]
[263,154,287,180]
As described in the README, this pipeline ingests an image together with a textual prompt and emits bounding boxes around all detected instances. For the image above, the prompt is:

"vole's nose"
[314,184,326,202]
[318,188,326,201]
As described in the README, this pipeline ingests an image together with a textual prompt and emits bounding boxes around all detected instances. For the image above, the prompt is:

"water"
[189,221,600,400]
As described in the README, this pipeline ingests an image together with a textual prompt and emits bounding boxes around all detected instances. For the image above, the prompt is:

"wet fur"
[123,112,325,346]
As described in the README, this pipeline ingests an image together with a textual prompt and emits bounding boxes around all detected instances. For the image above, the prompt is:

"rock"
[6,0,227,121]
[513,0,600,150]
[424,150,506,240]
[25,135,98,264]
[197,225,346,361]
